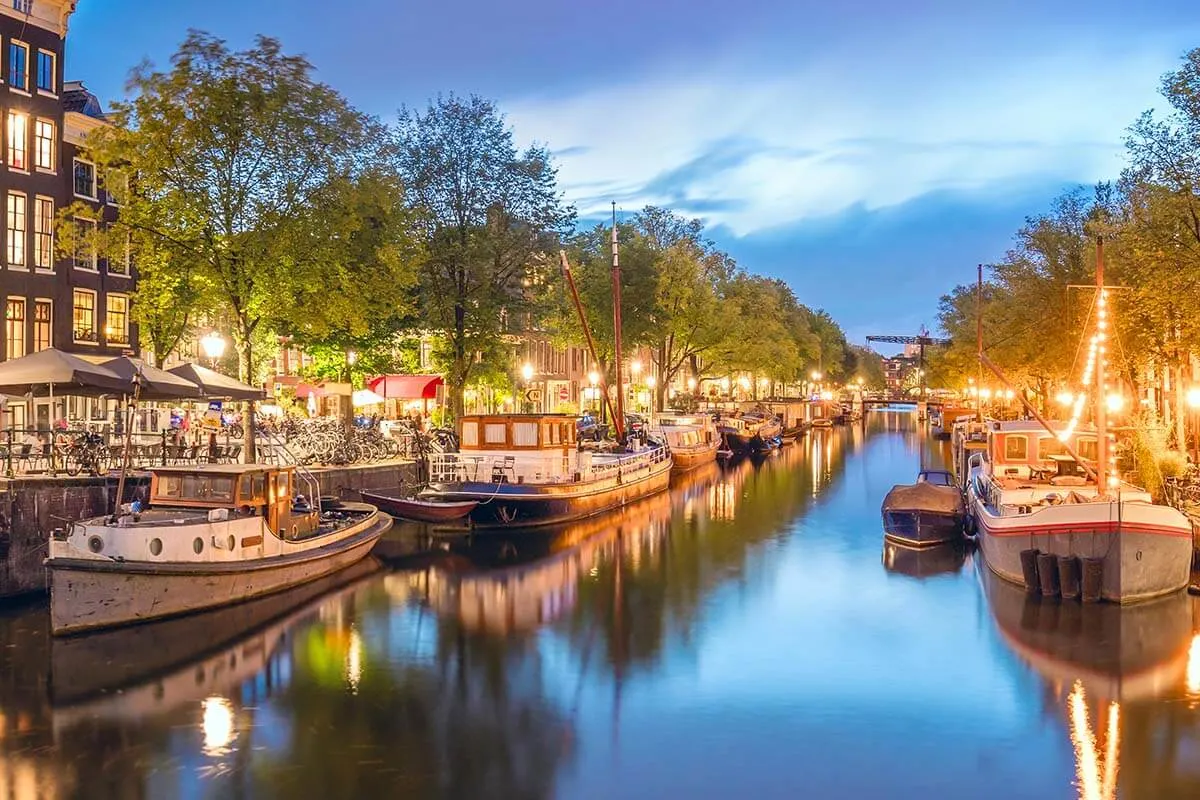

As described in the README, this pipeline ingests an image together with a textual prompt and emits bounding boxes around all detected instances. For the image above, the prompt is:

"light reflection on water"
[0,412,1197,798]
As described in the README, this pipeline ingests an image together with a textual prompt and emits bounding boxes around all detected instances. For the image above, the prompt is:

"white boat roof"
[988,420,1095,434]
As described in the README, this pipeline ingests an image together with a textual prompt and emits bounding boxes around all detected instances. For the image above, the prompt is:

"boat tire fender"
[1019,548,1040,594]
[1036,553,1060,598]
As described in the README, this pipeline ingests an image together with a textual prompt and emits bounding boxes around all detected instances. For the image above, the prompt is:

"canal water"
[1,410,1198,799]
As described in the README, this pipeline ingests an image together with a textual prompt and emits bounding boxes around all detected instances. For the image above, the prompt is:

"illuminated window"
[5,297,23,358]
[5,192,24,268]
[35,50,53,94]
[8,41,27,92]
[33,195,51,269]
[7,111,26,170]
[32,299,50,351]
[33,118,53,171]
[1004,436,1028,461]
[72,158,95,198]
[105,294,128,346]
[72,288,96,343]
[73,217,96,270]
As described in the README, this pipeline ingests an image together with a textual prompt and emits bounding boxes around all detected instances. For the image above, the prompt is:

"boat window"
[158,474,183,498]
[252,473,266,500]
[461,421,479,447]
[278,472,290,498]
[545,423,558,445]
[561,423,573,444]
[484,423,507,445]
[179,473,234,502]
[238,474,253,501]
[1037,437,1068,461]
[1003,435,1028,460]
[513,421,538,447]
[1077,437,1098,462]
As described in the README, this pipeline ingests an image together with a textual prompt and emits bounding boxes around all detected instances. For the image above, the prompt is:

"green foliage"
[394,94,575,422]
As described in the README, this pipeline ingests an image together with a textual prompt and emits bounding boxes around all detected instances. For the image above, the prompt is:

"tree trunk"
[1174,361,1187,452]
[240,335,257,464]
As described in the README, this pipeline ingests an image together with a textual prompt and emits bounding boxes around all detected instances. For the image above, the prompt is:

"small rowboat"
[359,490,477,523]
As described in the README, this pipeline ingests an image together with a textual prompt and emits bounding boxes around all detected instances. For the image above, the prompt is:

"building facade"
[0,2,138,428]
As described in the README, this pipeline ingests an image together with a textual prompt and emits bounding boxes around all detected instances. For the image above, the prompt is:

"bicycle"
[64,430,109,476]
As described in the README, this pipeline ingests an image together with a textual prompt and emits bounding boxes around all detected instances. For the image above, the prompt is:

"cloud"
[505,35,1180,237]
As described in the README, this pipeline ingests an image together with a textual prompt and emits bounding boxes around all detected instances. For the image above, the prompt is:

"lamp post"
[588,370,599,415]
[522,362,534,413]
[200,331,227,370]
[1187,387,1200,462]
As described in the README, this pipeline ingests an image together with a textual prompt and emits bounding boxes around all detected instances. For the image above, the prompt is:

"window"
[8,41,27,92]
[33,196,51,269]
[33,118,52,171]
[105,294,128,346]
[5,297,23,359]
[72,159,95,198]
[72,289,96,343]
[73,217,96,270]
[1003,435,1028,461]
[35,50,53,94]
[12,1,32,14]
[7,112,26,170]
[6,192,24,267]
[109,232,130,276]
[32,299,49,351]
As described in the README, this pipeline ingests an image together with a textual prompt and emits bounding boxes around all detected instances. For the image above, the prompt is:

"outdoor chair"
[226,444,243,463]
[491,456,516,483]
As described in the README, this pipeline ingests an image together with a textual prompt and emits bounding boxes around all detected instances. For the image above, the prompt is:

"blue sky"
[67,0,1200,343]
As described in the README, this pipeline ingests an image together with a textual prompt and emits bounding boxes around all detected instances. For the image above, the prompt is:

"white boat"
[422,414,672,528]
[966,420,1193,603]
[652,413,720,473]
[45,463,391,635]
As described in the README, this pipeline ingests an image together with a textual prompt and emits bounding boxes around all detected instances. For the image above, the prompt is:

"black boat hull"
[882,509,963,547]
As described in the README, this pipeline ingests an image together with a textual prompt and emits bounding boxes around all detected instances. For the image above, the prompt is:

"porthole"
[87,535,103,553]
[227,534,236,551]
[149,538,163,556]
[193,537,204,555]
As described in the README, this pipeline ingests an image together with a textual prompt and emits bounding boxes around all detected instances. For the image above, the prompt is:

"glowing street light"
[686,377,697,391]
[630,359,642,378]
[1105,394,1125,413]
[200,331,226,361]
[1056,391,1074,405]
[810,370,823,381]
[588,370,599,387]
[1188,388,1200,409]
[521,362,534,382]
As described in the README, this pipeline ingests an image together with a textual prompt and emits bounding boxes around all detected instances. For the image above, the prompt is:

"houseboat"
[881,469,965,546]
[45,464,391,635]
[653,413,720,472]
[966,420,1193,603]
[421,414,672,528]
[716,411,783,453]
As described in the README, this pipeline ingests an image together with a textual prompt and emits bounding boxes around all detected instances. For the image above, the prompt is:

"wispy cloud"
[506,37,1180,236]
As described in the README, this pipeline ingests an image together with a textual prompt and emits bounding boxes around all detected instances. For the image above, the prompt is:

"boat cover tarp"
[883,481,965,515]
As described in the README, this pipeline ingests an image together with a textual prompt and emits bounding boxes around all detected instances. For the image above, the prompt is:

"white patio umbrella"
[352,389,386,407]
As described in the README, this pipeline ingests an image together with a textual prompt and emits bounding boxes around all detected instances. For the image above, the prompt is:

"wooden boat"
[358,489,477,522]
[967,420,1193,603]
[45,463,391,635]
[780,422,807,443]
[422,414,672,529]
[653,413,720,473]
[716,412,783,453]
[881,469,965,546]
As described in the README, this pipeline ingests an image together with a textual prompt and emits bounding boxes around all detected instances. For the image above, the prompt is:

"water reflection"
[882,540,970,580]
[982,567,1200,798]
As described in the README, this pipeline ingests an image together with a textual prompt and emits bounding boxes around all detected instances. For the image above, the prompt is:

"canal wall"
[0,460,418,601]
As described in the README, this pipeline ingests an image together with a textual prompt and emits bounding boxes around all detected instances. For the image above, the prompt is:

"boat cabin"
[459,414,577,452]
[981,421,1098,486]
[149,464,319,539]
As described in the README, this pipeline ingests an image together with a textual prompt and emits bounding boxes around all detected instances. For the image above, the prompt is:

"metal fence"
[0,427,250,477]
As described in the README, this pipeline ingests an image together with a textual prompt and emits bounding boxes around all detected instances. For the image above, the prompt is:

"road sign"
[201,400,223,430]
[524,388,543,404]
[558,385,568,401]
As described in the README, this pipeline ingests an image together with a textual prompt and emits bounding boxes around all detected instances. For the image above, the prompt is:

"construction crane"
[866,326,951,399]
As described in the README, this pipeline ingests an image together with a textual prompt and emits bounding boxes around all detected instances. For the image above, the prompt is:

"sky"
[67,0,1200,344]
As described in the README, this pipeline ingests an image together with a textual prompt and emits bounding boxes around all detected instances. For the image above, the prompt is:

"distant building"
[0,2,138,428]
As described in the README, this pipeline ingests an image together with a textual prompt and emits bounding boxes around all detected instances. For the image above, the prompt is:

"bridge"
[865,330,952,398]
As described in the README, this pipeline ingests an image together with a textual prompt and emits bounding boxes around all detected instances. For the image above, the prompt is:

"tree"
[394,94,574,424]
[70,32,408,460]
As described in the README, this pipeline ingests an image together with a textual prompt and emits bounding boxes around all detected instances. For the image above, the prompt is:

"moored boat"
[716,412,783,453]
[421,414,672,528]
[967,420,1193,603]
[881,469,965,546]
[358,489,477,522]
[653,413,720,472]
[45,463,391,635]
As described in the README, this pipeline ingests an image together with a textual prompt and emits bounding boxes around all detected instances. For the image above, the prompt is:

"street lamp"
[522,362,534,382]
[588,370,599,414]
[521,362,535,413]
[200,331,226,369]
[631,360,642,380]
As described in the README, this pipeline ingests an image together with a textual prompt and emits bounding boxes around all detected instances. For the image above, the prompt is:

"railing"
[0,427,252,477]
[588,446,670,481]
[428,446,670,485]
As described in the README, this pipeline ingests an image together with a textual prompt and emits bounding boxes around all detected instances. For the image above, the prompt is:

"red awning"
[368,374,443,400]
[294,382,327,399]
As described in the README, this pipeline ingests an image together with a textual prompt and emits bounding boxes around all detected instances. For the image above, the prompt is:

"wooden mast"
[611,203,627,442]
[1095,236,1110,495]
[976,264,983,422]
[559,251,621,428]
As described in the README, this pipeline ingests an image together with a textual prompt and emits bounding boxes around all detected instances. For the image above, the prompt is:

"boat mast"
[559,250,621,428]
[976,264,983,423]
[611,202,627,442]
[1095,236,1110,494]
